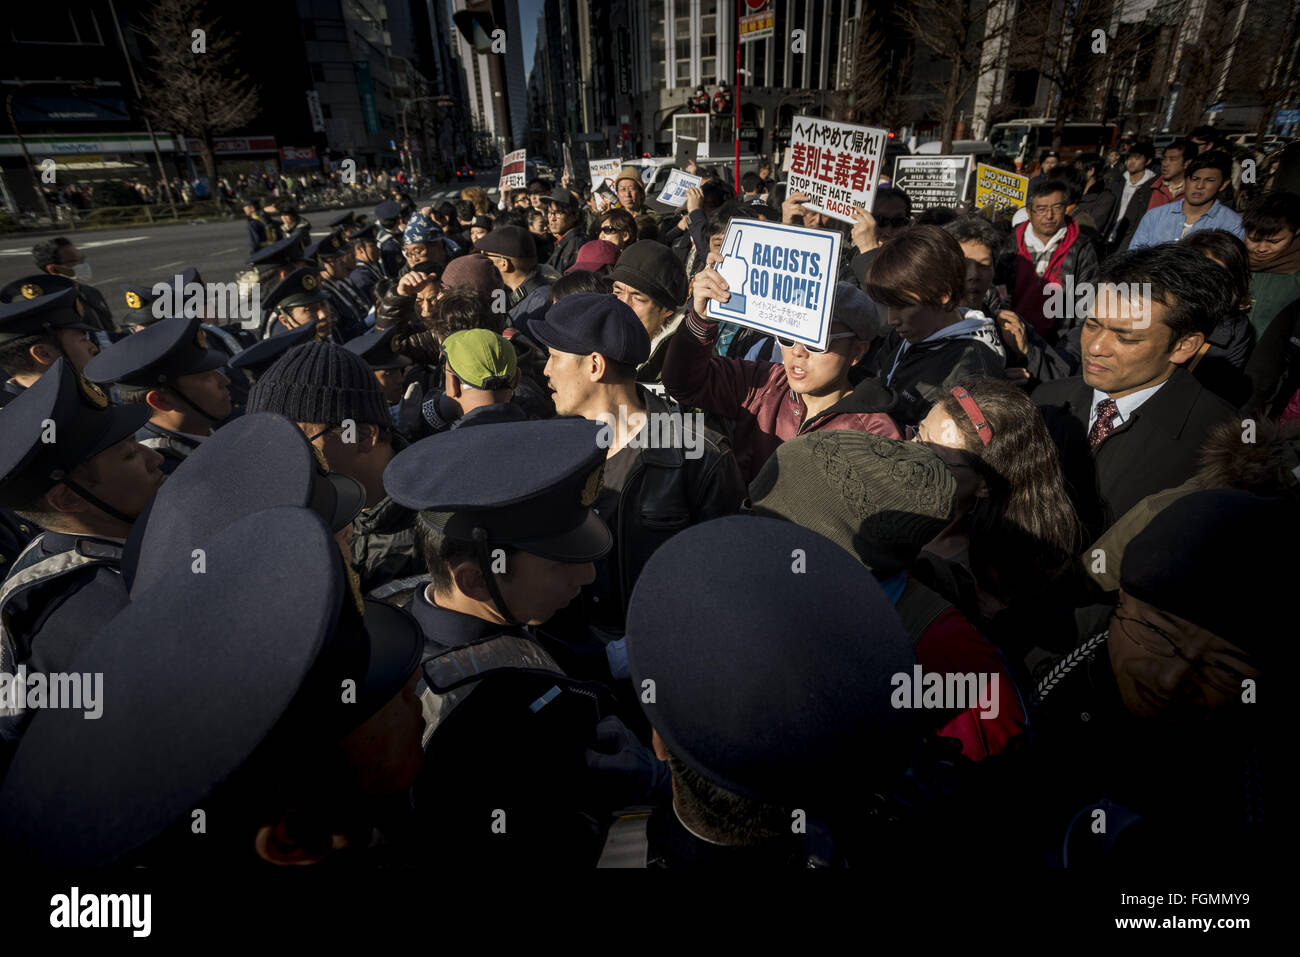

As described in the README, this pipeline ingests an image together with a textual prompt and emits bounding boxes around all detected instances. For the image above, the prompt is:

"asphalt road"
[0,173,502,319]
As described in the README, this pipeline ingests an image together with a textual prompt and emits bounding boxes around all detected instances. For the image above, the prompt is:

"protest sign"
[892,155,972,210]
[704,219,842,350]
[500,149,527,191]
[588,157,621,191]
[657,168,702,207]
[562,142,575,183]
[785,115,887,224]
[974,164,1029,211]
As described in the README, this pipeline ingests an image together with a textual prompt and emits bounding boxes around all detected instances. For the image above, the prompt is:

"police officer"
[344,323,412,408]
[278,203,312,245]
[307,230,370,342]
[349,223,386,301]
[227,320,316,389]
[605,515,920,867]
[0,504,424,868]
[0,286,101,408]
[374,200,405,279]
[241,195,279,253]
[116,282,165,335]
[84,315,233,474]
[383,417,631,865]
[262,266,337,342]
[0,359,164,740]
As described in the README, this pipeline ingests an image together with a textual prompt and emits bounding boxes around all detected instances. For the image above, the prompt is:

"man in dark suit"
[1034,243,1239,538]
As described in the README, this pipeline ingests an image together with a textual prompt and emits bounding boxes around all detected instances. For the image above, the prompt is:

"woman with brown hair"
[594,208,637,248]
[912,376,1085,642]
[459,186,491,217]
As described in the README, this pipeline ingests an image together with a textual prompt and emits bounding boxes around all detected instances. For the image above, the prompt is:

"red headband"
[950,387,992,446]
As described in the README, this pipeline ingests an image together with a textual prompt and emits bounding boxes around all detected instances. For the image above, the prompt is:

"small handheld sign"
[657,169,703,207]
[974,164,1029,211]
[704,219,841,351]
[500,149,527,191]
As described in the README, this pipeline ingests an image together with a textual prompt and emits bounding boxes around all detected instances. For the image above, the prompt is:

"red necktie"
[1089,398,1119,450]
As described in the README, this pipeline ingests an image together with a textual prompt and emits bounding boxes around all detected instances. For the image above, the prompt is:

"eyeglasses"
[1030,204,1067,214]
[1112,613,1250,696]
[777,331,857,353]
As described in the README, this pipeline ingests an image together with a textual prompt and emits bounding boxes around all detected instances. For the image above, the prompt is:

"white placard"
[499,149,527,191]
[588,157,621,189]
[891,155,973,210]
[786,115,887,224]
[704,219,842,350]
[656,169,702,207]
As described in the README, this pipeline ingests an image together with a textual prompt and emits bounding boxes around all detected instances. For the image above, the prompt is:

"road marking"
[0,235,150,256]
[155,260,184,269]
[213,247,241,254]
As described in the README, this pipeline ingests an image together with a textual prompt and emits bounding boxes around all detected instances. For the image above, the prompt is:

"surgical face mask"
[73,262,92,282]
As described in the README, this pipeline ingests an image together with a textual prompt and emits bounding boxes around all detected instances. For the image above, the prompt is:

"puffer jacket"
[662,307,902,482]
[351,495,425,599]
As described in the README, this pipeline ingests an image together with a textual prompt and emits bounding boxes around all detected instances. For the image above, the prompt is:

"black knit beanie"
[247,340,390,428]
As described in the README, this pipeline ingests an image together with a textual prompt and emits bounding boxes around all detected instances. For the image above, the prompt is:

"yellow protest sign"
[974,164,1029,211]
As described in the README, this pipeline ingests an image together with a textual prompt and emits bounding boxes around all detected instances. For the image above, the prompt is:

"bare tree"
[847,11,913,132]
[1246,1,1300,143]
[135,0,259,191]
[897,0,1020,152]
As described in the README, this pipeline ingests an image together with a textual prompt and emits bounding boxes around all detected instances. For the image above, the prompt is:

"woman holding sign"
[662,252,900,483]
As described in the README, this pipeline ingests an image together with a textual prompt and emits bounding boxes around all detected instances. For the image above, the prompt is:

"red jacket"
[1146,176,1181,210]
[1011,219,1088,337]
[662,309,901,482]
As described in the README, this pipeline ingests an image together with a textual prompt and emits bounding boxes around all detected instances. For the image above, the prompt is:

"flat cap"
[474,224,537,261]
[528,292,650,365]
[384,417,611,562]
[625,515,918,807]
[84,315,227,389]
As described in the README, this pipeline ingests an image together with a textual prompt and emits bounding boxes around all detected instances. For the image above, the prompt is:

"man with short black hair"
[476,225,555,328]
[1128,152,1243,249]
[1146,138,1198,211]
[1033,243,1240,536]
[1108,142,1157,249]
[545,188,586,274]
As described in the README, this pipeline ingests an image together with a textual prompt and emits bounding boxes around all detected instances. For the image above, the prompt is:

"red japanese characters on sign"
[784,116,887,224]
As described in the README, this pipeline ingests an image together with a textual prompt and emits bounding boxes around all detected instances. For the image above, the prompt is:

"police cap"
[0,287,98,344]
[118,282,164,327]
[124,412,366,596]
[343,325,412,371]
[0,505,423,868]
[384,418,611,562]
[304,230,350,262]
[0,358,148,508]
[84,315,228,389]
[265,266,329,313]
[0,273,75,304]
[228,321,316,377]
[246,233,308,268]
[374,200,400,223]
[625,515,918,808]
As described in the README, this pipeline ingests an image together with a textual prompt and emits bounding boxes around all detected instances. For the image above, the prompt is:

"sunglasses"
[599,225,621,234]
[776,331,857,353]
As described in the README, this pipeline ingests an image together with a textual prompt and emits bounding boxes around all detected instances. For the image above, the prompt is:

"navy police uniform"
[307,231,370,341]
[84,315,231,474]
[263,266,337,342]
[374,200,405,279]
[0,504,422,868]
[0,286,101,408]
[0,359,153,747]
[384,417,626,865]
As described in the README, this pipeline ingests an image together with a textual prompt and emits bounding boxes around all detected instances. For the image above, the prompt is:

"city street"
[0,174,500,309]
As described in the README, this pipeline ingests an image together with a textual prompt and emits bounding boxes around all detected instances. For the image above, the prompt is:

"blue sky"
[518,0,542,81]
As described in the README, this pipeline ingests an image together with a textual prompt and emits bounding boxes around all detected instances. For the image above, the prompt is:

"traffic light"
[453,0,508,53]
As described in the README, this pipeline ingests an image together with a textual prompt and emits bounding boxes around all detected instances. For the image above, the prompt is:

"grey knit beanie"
[749,431,957,575]
[246,340,390,428]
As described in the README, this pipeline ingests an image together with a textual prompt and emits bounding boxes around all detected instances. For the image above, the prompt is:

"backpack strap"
[894,578,953,648]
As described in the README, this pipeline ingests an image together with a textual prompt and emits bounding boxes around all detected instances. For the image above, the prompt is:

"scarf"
[1248,235,1300,275]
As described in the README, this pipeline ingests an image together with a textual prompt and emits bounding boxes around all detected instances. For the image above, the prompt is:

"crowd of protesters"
[0,124,1293,877]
